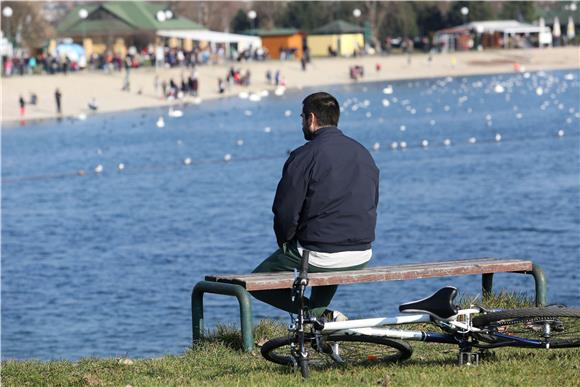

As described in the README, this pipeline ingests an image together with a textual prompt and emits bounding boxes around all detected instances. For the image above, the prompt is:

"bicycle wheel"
[473,307,580,348]
[261,334,412,369]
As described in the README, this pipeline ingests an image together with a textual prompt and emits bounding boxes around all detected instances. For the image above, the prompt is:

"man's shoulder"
[289,141,315,158]
[333,130,373,156]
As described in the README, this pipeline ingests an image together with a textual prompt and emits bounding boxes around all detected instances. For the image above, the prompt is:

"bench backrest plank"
[206,258,533,291]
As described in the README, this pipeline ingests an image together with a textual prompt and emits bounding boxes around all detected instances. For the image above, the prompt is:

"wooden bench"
[192,258,547,352]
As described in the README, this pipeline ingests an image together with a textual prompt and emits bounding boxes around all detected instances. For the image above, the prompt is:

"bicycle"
[260,252,580,378]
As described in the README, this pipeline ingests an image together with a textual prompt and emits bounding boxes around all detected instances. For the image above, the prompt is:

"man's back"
[273,126,379,253]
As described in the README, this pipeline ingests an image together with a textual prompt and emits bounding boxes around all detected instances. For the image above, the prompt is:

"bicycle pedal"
[458,351,479,366]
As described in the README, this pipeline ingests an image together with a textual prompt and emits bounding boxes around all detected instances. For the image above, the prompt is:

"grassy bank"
[2,293,579,386]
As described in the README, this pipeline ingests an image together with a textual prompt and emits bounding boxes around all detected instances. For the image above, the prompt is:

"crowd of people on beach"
[2,44,271,77]
[154,70,200,100]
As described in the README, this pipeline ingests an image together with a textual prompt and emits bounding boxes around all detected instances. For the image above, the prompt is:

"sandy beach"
[2,46,579,124]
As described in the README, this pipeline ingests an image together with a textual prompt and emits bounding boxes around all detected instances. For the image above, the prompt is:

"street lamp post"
[248,10,257,31]
[3,6,13,45]
[79,8,88,65]
[461,6,469,24]
[352,8,363,55]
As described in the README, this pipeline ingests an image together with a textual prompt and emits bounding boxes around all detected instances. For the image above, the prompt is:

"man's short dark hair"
[302,92,340,127]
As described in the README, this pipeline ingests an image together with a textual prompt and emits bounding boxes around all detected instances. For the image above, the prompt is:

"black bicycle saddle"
[399,286,459,320]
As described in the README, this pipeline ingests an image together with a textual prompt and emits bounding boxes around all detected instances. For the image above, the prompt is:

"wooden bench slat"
[205,258,533,291]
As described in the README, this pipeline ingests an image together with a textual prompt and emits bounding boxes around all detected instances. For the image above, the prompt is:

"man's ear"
[309,113,317,130]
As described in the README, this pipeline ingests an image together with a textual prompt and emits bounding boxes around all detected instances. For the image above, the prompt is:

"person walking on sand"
[122,54,131,91]
[55,88,62,114]
[19,95,26,117]
[250,92,379,321]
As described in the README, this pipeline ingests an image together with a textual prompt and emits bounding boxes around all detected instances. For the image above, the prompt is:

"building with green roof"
[56,2,205,56]
[307,20,365,57]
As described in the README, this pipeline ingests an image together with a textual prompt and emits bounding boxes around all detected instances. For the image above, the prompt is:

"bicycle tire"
[472,307,580,348]
[261,334,413,368]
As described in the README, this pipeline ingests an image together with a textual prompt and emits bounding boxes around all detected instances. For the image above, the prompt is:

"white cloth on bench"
[297,241,372,269]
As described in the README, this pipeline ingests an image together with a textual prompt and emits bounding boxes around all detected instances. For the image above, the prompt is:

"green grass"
[2,293,579,386]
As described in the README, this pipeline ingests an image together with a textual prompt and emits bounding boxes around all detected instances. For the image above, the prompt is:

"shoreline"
[2,47,579,125]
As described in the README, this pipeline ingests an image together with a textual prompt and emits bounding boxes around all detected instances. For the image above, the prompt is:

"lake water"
[2,69,579,361]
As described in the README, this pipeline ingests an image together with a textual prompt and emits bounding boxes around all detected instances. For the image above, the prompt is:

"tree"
[1,1,55,50]
[414,2,446,37]
[379,2,419,38]
[277,1,335,31]
[499,1,536,23]
[230,9,252,33]
[446,1,495,26]
[251,2,287,30]
[172,2,241,32]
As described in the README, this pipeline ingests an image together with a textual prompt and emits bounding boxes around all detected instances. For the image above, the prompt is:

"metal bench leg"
[531,264,547,306]
[191,280,254,352]
[484,265,547,306]
[482,273,493,298]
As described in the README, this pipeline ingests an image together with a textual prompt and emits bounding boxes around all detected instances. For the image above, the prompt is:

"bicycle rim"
[472,307,580,348]
[261,334,412,369]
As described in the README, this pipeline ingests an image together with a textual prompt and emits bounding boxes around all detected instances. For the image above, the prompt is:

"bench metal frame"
[192,260,547,352]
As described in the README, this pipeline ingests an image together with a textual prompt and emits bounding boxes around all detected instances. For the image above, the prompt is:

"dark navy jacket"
[273,126,379,253]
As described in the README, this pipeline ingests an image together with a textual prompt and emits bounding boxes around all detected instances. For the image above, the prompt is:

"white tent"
[567,16,576,40]
[466,20,549,35]
[157,29,262,52]
[464,20,551,48]
[553,17,562,38]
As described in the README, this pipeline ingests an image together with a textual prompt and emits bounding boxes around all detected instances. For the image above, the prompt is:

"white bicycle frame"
[321,308,483,341]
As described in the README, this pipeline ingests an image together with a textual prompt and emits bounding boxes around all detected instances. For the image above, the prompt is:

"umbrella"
[553,17,561,38]
[567,16,576,40]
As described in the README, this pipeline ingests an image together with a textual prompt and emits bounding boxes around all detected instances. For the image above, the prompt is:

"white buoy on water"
[382,99,390,107]
[224,153,232,162]
[168,107,183,118]
[236,139,244,146]
[469,137,477,144]
[443,138,452,146]
[390,142,399,150]
[421,139,429,148]
[117,163,125,171]
[184,157,192,165]
[284,110,292,117]
[95,164,104,174]
[383,85,394,94]
[264,126,272,133]
[156,116,165,128]
[495,133,502,142]
[557,129,565,137]
[372,142,380,151]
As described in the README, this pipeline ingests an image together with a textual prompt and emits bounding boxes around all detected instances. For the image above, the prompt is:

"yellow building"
[307,20,364,57]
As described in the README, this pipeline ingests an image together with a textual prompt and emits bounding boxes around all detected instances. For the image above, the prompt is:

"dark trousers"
[250,242,368,317]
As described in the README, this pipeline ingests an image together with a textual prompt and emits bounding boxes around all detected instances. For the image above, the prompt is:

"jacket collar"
[312,126,339,139]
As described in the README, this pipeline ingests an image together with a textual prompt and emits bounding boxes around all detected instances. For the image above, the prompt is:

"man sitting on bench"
[250,92,380,321]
